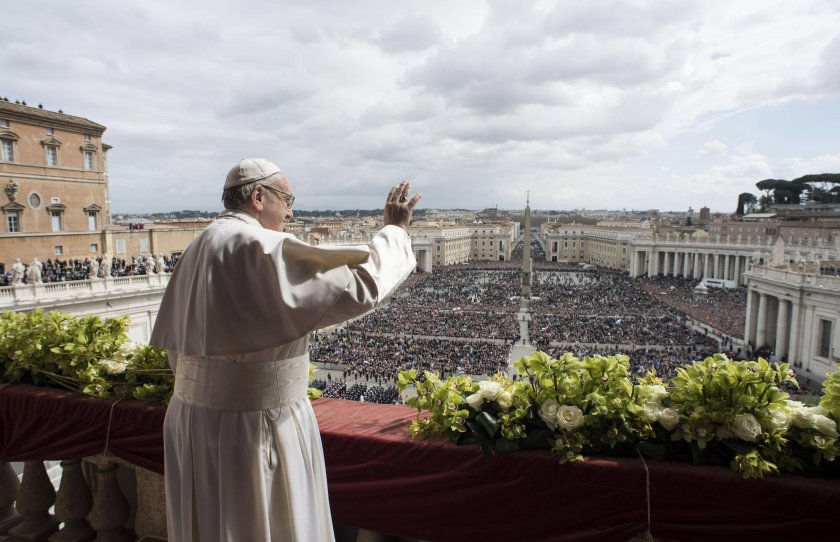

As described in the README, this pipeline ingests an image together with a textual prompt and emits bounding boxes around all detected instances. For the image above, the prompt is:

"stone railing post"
[7,461,60,541]
[49,459,95,542]
[90,462,133,542]
[0,461,22,534]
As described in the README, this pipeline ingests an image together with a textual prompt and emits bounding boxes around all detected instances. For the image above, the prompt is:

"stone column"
[704,253,711,279]
[724,254,731,281]
[693,253,701,279]
[776,299,789,360]
[756,293,768,347]
[648,250,656,277]
[715,254,722,279]
[788,302,801,363]
[734,255,741,286]
[744,290,755,345]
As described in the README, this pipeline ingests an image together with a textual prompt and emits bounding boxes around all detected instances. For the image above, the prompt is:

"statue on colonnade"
[103,253,113,277]
[27,258,43,283]
[10,258,25,286]
[88,258,100,279]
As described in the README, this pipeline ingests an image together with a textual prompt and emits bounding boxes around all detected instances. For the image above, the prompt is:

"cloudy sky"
[5,0,840,213]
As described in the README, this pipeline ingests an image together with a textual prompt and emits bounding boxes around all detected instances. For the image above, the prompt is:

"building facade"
[744,264,840,381]
[0,101,111,262]
[541,222,642,271]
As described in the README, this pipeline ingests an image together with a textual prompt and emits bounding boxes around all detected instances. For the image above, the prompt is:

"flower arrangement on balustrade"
[397,351,840,479]
[0,310,323,403]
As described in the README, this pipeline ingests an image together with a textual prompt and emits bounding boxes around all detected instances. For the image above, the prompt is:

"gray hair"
[222,179,269,209]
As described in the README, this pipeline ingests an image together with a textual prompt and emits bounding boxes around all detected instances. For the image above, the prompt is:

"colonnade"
[630,249,752,285]
[744,289,801,361]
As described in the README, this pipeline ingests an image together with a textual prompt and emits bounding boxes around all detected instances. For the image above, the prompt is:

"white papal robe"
[150,210,416,541]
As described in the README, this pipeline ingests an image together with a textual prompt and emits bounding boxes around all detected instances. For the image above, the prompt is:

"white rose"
[538,399,560,430]
[557,405,585,431]
[498,391,513,409]
[764,410,792,432]
[99,359,127,375]
[648,385,668,402]
[792,407,815,429]
[732,413,762,442]
[641,402,660,423]
[465,393,484,411]
[808,405,830,417]
[813,415,839,438]
[478,380,503,400]
[659,408,680,431]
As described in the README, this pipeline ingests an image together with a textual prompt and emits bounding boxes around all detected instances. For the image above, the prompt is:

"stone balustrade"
[750,265,840,291]
[0,275,171,311]
[0,458,165,542]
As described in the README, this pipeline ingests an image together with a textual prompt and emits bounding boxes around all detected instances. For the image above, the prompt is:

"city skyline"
[4,0,840,214]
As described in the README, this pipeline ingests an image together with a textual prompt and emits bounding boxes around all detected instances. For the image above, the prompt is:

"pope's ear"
[250,185,265,207]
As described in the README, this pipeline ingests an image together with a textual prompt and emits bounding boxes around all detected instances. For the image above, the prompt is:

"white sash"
[173,353,310,411]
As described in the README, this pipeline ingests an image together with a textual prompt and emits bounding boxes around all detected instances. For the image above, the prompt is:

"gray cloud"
[3,0,839,214]
[371,15,442,52]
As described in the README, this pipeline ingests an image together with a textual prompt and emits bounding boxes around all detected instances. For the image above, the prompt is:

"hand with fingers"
[384,181,422,229]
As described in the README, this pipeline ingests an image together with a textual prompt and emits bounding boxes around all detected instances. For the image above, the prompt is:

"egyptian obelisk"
[522,191,532,300]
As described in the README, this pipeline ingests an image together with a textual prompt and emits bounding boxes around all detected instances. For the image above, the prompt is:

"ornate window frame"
[0,130,18,162]
[41,137,62,167]
[2,201,25,233]
[80,143,97,170]
[84,203,101,231]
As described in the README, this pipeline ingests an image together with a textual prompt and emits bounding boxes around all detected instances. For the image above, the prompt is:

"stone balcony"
[0,275,171,312]
[2,384,839,542]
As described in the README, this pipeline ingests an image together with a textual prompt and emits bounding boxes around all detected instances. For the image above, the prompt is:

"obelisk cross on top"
[522,191,532,299]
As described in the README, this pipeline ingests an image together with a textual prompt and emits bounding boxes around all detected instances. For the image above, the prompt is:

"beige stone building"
[541,222,641,270]
[0,101,111,262]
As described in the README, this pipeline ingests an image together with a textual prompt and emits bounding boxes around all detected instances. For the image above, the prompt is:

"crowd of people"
[346,307,519,340]
[0,254,179,286]
[393,266,521,313]
[531,315,718,350]
[637,276,747,338]
[310,379,401,404]
[310,332,510,381]
[531,271,679,316]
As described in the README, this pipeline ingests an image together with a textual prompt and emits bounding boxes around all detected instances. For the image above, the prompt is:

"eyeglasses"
[261,184,295,208]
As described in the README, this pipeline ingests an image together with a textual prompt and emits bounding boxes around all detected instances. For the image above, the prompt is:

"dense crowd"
[0,255,179,286]
[310,379,401,404]
[532,271,677,316]
[310,332,510,381]
[637,276,747,337]
[392,267,521,312]
[531,315,718,349]
[346,307,518,340]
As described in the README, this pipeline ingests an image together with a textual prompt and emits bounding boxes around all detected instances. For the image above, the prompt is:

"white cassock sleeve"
[151,220,415,357]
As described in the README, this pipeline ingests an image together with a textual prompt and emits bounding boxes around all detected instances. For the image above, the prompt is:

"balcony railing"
[749,265,840,291]
[0,274,171,310]
[2,383,839,541]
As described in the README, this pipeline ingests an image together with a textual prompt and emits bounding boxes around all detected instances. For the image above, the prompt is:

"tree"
[754,179,807,206]
[736,193,757,215]
[792,173,840,203]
